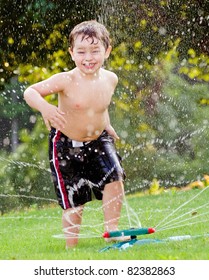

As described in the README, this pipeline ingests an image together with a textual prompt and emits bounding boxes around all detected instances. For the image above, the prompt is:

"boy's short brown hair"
[69,20,111,50]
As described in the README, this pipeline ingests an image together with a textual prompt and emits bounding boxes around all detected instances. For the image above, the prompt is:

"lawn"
[0,188,209,260]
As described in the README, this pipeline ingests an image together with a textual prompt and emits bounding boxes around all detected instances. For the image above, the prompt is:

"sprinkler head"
[102,227,155,239]
[148,228,155,234]
[103,232,110,238]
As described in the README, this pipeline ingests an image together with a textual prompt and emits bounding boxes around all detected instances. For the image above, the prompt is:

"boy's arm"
[24,73,67,131]
[105,111,119,140]
[105,71,119,140]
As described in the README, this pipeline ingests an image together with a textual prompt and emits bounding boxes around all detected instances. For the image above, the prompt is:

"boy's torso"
[58,69,115,141]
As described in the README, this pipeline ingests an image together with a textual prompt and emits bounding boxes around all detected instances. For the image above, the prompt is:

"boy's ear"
[68,47,75,61]
[105,45,112,59]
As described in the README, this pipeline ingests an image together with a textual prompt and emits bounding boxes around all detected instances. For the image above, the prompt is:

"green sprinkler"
[103,227,155,239]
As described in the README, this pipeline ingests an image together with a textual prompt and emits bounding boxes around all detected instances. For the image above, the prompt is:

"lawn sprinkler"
[103,227,155,239]
[100,227,209,252]
[100,227,158,252]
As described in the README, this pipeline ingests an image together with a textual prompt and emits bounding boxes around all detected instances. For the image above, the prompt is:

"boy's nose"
[85,52,93,61]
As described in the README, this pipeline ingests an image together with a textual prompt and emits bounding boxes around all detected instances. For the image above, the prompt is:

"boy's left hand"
[105,125,120,141]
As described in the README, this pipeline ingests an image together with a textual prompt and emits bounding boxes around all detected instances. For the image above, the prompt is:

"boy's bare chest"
[60,84,113,112]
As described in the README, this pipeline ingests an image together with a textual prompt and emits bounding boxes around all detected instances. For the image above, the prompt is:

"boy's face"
[69,34,111,75]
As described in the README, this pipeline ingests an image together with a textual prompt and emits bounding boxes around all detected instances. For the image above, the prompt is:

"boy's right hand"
[41,104,66,131]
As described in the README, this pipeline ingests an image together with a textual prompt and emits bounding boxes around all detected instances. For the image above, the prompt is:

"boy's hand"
[41,104,66,131]
[105,125,120,141]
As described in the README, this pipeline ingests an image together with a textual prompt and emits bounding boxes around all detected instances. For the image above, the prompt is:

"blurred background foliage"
[0,0,209,212]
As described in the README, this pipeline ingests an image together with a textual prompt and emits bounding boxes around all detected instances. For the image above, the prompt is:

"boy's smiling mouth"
[83,63,96,69]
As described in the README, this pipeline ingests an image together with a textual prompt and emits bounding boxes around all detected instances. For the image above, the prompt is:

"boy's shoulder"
[101,68,118,84]
[50,70,75,84]
[53,70,74,78]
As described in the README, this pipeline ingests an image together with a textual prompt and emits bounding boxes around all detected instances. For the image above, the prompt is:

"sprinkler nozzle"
[148,227,155,234]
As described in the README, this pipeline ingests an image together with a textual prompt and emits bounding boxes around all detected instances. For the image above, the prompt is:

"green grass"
[1,188,209,260]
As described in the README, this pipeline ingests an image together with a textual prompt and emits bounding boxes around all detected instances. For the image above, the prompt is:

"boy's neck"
[75,67,101,80]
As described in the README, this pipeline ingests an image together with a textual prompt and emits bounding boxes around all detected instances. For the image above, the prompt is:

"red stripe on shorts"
[52,130,70,209]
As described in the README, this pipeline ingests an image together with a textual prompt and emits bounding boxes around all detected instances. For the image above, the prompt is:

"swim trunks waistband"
[50,127,98,148]
[71,139,91,147]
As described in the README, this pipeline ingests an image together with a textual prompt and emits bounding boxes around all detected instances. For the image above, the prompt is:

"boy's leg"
[62,205,84,248]
[102,181,124,232]
[102,181,130,242]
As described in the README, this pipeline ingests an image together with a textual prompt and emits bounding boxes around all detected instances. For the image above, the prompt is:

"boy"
[24,20,126,248]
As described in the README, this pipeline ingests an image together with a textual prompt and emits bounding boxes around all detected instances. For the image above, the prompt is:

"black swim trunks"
[49,128,125,209]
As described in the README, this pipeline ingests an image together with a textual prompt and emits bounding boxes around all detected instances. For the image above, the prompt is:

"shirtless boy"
[24,20,126,248]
